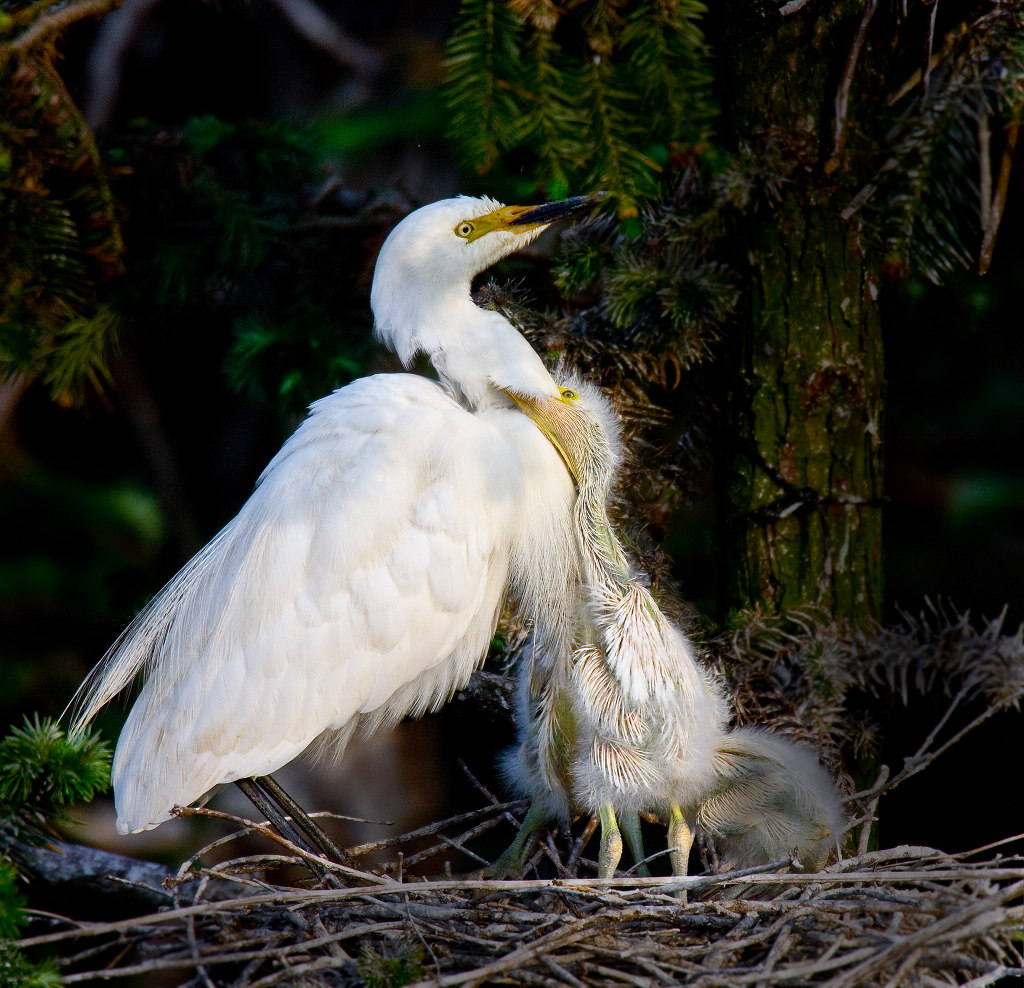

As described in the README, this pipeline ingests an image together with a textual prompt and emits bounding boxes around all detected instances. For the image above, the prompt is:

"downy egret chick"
[506,381,843,880]
[700,726,843,872]
[505,379,729,880]
[69,194,603,840]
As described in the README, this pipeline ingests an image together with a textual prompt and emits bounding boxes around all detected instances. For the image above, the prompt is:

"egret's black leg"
[252,774,349,865]
[235,777,343,886]
[235,777,313,851]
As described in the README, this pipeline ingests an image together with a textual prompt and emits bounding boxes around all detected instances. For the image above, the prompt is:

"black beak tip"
[514,191,608,227]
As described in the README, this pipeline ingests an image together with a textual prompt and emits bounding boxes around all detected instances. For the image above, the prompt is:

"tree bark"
[714,3,885,626]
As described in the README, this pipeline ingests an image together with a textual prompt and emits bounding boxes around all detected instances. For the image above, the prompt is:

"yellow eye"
[454,221,475,239]
[559,388,578,402]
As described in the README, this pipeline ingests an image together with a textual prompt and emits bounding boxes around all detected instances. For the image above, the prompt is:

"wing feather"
[71,373,574,833]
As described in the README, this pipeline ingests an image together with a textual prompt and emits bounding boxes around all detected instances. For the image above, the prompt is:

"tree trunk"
[714,3,886,626]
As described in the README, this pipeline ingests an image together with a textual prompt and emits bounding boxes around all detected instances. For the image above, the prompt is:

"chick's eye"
[559,388,578,401]
[455,222,475,239]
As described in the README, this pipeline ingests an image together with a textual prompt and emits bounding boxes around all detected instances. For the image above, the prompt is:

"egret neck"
[371,193,605,407]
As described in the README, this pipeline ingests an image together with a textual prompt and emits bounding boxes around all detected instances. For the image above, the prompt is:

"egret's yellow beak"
[461,192,607,243]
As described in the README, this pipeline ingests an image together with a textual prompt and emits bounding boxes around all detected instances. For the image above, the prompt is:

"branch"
[14,838,183,905]
[2,0,123,59]
[777,0,813,15]
[266,0,384,77]
[83,0,168,130]
[979,123,1019,275]
[824,0,880,175]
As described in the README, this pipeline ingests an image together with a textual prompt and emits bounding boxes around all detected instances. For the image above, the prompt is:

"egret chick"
[502,381,842,881]
[700,726,843,872]
[69,194,603,840]
[504,379,728,880]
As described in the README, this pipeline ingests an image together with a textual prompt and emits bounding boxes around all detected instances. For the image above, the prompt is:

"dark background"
[2,0,1021,867]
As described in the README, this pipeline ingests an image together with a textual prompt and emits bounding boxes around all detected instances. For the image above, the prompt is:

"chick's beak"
[503,390,584,482]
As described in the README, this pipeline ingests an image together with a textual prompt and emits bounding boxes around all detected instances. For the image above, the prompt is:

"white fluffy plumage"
[69,195,598,834]
[700,727,844,871]
[497,378,727,878]
[498,380,843,879]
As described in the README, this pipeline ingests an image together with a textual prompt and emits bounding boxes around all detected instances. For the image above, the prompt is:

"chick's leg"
[620,812,651,877]
[668,801,694,902]
[485,799,549,878]
[598,804,623,878]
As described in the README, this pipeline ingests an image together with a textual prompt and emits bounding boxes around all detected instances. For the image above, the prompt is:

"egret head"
[506,379,622,494]
[371,194,604,404]
[373,194,603,301]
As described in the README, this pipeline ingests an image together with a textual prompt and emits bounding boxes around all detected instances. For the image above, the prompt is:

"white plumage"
[70,194,601,834]
[497,380,843,879]
[700,727,843,872]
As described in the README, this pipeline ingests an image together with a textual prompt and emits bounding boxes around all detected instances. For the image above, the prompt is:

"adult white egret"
[498,380,842,880]
[69,193,603,841]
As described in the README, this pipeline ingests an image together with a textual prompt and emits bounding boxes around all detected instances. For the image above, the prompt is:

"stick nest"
[17,605,1024,986]
[19,812,1024,987]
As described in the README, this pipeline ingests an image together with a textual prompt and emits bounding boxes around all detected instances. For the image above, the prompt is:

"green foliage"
[226,308,366,409]
[0,55,122,405]
[444,0,714,212]
[0,862,26,939]
[444,0,527,174]
[316,93,447,157]
[0,937,61,988]
[357,941,426,988]
[40,304,120,405]
[549,187,738,386]
[110,115,378,417]
[0,717,108,988]
[863,4,1024,283]
[0,715,110,839]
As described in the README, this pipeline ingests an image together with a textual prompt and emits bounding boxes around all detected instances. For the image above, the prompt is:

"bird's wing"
[73,373,552,832]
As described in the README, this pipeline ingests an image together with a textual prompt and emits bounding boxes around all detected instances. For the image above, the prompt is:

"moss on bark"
[715,2,885,625]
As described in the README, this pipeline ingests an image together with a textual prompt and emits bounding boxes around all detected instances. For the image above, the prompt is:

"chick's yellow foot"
[598,804,623,879]
[668,801,694,903]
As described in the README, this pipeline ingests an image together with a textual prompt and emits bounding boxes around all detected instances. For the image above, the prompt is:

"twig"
[2,0,123,58]
[777,0,813,14]
[265,0,383,76]
[346,799,528,858]
[979,124,1019,275]
[824,0,880,175]
[458,758,524,829]
[177,804,389,885]
[922,0,940,96]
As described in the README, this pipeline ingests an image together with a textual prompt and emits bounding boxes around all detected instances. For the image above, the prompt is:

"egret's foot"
[620,811,651,878]
[598,804,623,879]
[481,799,549,879]
[667,801,694,903]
